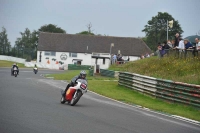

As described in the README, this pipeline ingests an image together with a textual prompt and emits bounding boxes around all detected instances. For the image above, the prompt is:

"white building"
[37,32,151,70]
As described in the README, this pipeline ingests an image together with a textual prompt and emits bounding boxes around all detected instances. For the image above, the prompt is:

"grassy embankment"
[46,61,200,121]
[0,60,26,68]
[109,56,200,85]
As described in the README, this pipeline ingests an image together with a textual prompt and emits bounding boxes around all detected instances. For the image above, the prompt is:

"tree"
[142,12,183,50]
[86,22,93,34]
[38,24,66,33]
[0,27,11,55]
[77,22,95,35]
[77,31,95,35]
[15,28,38,59]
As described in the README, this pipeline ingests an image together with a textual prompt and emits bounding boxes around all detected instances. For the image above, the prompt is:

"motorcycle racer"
[62,70,87,97]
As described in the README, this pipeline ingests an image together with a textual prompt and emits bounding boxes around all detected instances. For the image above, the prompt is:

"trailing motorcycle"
[13,67,18,77]
[33,67,38,74]
[60,79,88,106]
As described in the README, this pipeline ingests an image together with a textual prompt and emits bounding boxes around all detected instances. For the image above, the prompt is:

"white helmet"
[80,70,86,79]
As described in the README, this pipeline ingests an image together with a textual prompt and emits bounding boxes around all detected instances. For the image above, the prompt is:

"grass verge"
[46,70,200,121]
[0,60,26,68]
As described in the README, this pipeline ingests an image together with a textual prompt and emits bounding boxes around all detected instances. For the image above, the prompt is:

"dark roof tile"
[38,32,151,56]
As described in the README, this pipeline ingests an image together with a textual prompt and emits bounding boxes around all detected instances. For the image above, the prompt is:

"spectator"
[184,39,193,57]
[195,38,200,50]
[156,43,162,58]
[162,41,171,55]
[176,38,184,50]
[167,40,173,48]
[141,54,145,59]
[127,56,130,61]
[171,40,175,48]
[174,33,180,47]
[113,54,117,64]
[193,38,200,57]
[184,39,193,49]
[145,53,150,58]
[117,54,124,64]
[175,38,185,58]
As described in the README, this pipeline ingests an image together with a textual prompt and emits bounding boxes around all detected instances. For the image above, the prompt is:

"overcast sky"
[0,0,200,46]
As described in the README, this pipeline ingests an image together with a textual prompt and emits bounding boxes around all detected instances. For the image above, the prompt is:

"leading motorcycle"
[13,67,18,77]
[60,79,88,106]
[33,67,38,74]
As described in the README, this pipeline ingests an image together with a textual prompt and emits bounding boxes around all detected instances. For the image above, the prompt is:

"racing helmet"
[80,70,86,79]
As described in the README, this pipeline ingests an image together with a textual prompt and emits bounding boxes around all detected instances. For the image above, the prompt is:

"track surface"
[0,68,199,133]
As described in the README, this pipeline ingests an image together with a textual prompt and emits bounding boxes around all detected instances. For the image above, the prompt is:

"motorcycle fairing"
[66,88,76,101]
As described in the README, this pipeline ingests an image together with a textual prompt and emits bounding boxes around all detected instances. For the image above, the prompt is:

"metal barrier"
[100,69,115,77]
[118,72,200,108]
[159,49,200,59]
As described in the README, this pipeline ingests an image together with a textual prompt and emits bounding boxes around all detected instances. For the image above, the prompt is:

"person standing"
[167,40,173,48]
[193,38,200,57]
[175,38,185,58]
[113,54,117,64]
[195,38,200,50]
[174,33,180,47]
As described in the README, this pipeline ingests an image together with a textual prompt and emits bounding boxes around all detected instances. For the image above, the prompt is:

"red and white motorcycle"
[60,79,88,106]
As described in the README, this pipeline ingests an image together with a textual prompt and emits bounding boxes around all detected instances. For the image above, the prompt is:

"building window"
[45,51,56,56]
[69,52,77,57]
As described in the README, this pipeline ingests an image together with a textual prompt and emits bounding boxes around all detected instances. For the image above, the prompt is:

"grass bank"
[46,70,200,121]
[109,56,200,85]
[0,60,26,68]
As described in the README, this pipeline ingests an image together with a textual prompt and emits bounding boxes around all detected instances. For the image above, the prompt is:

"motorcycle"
[33,67,38,74]
[13,67,18,77]
[60,79,88,106]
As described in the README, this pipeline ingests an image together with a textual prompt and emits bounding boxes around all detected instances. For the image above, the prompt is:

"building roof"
[38,32,151,56]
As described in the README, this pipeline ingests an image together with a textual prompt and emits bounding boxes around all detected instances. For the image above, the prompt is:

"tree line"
[0,12,183,60]
[142,12,183,50]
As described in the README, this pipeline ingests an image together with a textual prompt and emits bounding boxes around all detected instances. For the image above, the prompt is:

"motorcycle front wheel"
[70,91,82,106]
[14,71,17,77]
[60,96,66,104]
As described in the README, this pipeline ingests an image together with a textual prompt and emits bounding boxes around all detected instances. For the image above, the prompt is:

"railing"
[119,72,200,108]
[158,49,200,59]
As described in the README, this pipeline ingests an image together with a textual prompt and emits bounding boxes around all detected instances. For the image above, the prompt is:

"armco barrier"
[118,72,200,108]
[100,69,115,78]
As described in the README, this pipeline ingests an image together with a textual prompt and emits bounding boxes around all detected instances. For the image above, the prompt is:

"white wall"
[36,51,140,69]
[37,51,93,69]
[0,55,26,64]
[122,56,140,61]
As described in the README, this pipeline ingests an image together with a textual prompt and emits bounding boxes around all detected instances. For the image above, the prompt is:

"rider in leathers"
[11,63,19,75]
[62,70,87,97]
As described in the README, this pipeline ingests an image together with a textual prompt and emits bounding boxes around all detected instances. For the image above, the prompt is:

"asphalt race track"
[0,68,199,133]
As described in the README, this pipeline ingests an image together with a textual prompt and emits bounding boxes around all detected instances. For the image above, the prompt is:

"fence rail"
[118,72,200,108]
[159,49,200,59]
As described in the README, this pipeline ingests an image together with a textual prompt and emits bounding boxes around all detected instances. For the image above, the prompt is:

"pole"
[167,20,168,41]
[110,43,114,65]
[110,44,112,65]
